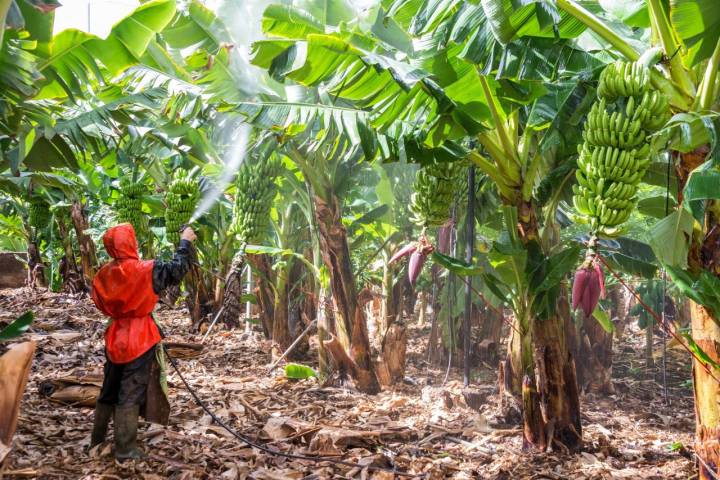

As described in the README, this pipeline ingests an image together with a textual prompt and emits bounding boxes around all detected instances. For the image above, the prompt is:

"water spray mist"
[187,122,251,224]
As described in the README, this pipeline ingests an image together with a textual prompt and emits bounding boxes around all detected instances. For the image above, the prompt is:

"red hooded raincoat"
[92,224,161,364]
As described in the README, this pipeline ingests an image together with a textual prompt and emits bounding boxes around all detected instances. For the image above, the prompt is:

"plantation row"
[1,0,719,478]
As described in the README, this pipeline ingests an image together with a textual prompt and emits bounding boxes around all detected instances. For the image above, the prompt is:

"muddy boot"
[114,405,146,461]
[90,402,114,449]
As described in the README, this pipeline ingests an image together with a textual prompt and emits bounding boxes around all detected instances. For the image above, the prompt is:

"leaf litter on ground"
[0,288,696,479]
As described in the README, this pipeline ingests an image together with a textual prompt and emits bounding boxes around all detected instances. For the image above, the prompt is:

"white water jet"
[189,122,251,223]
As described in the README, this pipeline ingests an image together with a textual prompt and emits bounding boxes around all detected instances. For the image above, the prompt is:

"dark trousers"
[98,346,155,407]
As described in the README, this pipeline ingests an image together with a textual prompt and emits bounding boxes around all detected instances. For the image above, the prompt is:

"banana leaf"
[528,243,581,295]
[431,251,484,276]
[664,112,717,154]
[648,208,694,269]
[681,331,720,371]
[666,266,720,320]
[592,307,614,333]
[284,363,316,379]
[670,0,720,67]
[684,168,720,202]
[637,195,677,219]
[34,0,176,99]
[597,236,658,279]
[480,0,585,45]
[642,161,679,191]
[0,311,33,341]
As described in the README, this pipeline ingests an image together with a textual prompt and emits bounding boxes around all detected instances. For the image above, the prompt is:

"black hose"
[154,245,419,474]
[160,342,421,478]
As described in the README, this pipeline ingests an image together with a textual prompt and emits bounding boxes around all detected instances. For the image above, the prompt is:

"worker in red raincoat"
[90,223,196,460]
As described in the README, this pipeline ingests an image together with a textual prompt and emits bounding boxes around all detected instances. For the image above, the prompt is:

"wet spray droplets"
[188,122,251,224]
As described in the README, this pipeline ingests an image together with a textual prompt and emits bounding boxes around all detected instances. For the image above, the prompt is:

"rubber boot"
[114,404,146,461]
[90,402,114,448]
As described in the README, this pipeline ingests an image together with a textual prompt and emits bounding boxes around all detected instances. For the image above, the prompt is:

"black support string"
[661,155,672,404]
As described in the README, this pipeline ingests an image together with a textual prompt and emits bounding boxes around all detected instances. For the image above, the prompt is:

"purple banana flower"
[389,243,418,265]
[571,261,605,318]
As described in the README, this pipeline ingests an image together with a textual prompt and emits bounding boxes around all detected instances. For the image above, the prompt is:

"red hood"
[103,223,139,260]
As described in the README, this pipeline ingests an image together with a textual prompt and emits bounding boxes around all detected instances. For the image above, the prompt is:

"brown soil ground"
[0,288,695,479]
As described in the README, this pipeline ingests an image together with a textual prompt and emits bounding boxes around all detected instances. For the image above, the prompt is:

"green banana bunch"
[28,195,50,228]
[116,178,150,239]
[573,60,669,237]
[410,162,466,228]
[165,170,200,244]
[597,61,651,100]
[231,155,283,243]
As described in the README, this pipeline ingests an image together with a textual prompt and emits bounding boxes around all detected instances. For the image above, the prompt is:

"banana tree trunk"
[477,304,503,363]
[679,146,720,480]
[213,236,234,307]
[427,310,443,365]
[404,278,418,318]
[314,194,380,394]
[56,214,85,294]
[220,253,245,329]
[24,221,46,289]
[576,283,614,394]
[678,297,691,327]
[417,292,427,324]
[380,261,395,339]
[185,247,212,332]
[645,321,655,371]
[287,258,310,358]
[70,201,97,284]
[317,288,333,377]
[613,283,634,340]
[393,275,410,322]
[248,253,275,338]
[691,302,720,480]
[271,208,295,350]
[272,265,291,351]
[427,258,450,366]
[379,321,407,385]
[525,294,582,451]
[515,202,582,451]
[139,226,154,260]
[500,315,523,395]
[375,256,408,386]
[301,248,317,326]
[27,242,45,288]
[577,314,614,394]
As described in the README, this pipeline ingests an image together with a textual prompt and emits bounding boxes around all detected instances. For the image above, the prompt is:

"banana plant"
[550,1,720,476]
[284,132,382,393]
[370,161,418,336]
[630,278,666,368]
[247,0,608,447]
[1,0,178,180]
